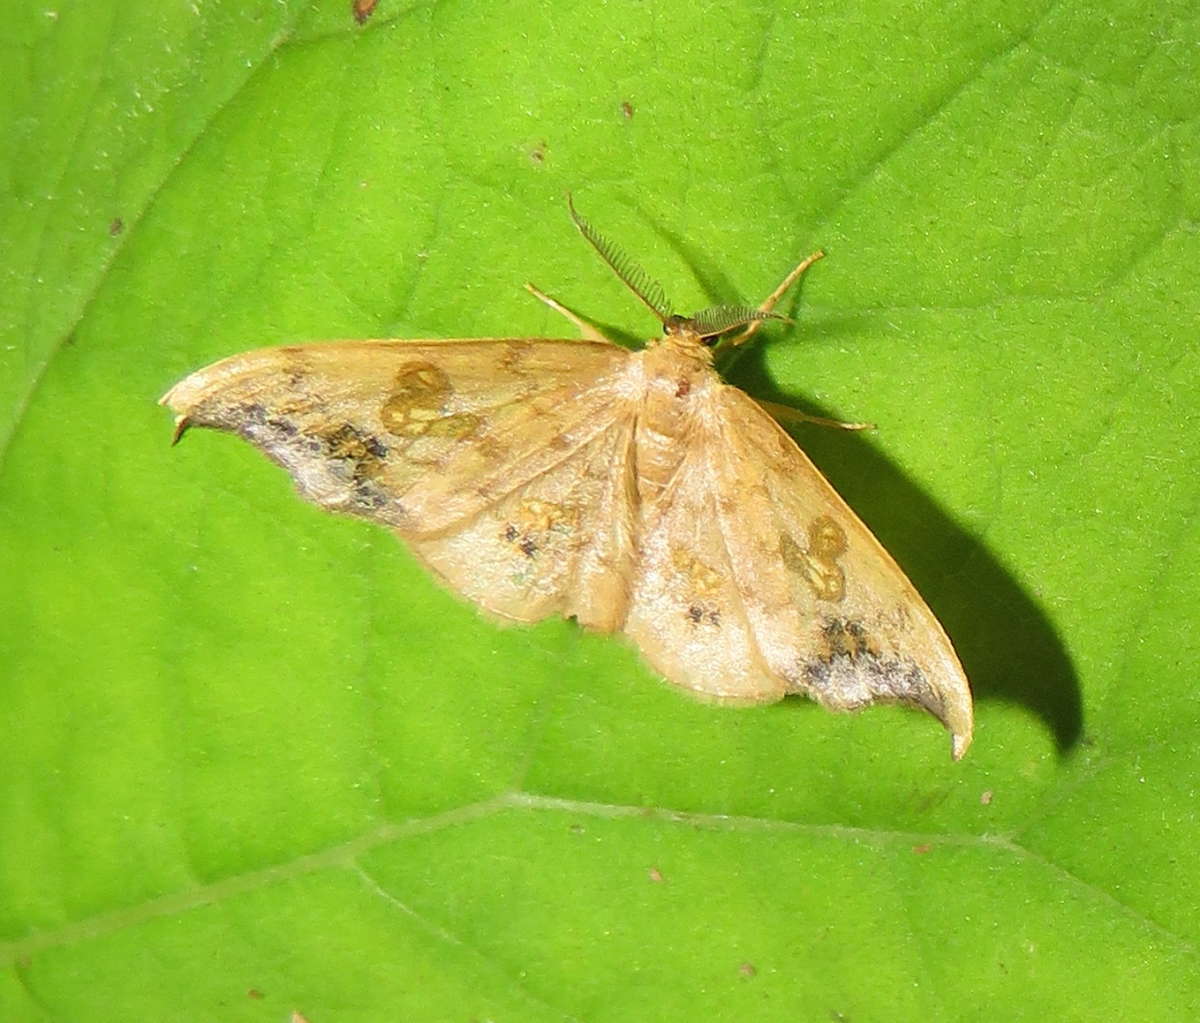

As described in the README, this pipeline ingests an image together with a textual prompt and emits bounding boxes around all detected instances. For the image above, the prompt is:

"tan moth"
[161,200,974,758]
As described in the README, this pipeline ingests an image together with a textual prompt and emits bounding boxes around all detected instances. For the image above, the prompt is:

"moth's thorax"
[633,342,720,506]
[648,321,716,364]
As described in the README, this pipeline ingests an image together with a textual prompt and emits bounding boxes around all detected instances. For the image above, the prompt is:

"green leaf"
[3,0,1198,1019]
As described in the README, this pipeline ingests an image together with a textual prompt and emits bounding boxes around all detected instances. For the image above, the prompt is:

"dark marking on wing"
[820,617,880,659]
[792,615,943,718]
[685,603,721,628]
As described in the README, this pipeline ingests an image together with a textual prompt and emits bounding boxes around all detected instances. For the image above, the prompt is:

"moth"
[161,200,974,758]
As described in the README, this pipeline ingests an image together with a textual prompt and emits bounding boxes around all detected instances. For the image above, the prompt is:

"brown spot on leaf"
[352,0,379,22]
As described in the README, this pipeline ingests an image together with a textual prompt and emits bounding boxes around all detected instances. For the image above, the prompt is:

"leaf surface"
[2,0,1198,1018]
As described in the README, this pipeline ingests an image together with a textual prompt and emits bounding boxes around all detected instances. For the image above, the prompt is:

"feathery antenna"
[568,195,673,324]
[688,304,784,339]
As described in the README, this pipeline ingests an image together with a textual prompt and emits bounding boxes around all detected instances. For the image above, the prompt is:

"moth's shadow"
[728,333,1083,755]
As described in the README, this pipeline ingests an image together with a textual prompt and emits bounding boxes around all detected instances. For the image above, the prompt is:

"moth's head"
[652,306,787,360]
[566,196,789,354]
[653,314,713,358]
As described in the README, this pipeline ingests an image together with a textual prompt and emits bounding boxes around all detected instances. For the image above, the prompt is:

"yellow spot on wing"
[781,516,848,602]
[670,548,724,598]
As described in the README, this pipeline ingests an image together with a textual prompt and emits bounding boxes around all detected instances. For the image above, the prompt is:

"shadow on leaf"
[728,334,1083,756]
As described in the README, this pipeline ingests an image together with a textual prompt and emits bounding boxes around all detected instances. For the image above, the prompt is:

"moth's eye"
[663,314,689,336]
[702,335,720,347]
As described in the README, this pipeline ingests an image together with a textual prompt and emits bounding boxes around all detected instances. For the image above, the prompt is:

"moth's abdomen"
[633,348,717,506]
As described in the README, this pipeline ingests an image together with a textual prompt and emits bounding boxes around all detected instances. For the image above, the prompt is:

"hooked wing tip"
[951,728,972,761]
[929,660,974,761]
[169,414,191,446]
[942,689,974,761]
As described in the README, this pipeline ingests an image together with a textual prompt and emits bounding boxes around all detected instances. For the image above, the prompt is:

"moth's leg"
[727,250,825,348]
[755,397,874,431]
[524,283,610,342]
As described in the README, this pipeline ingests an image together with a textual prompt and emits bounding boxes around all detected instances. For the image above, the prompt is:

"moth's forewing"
[161,338,631,535]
